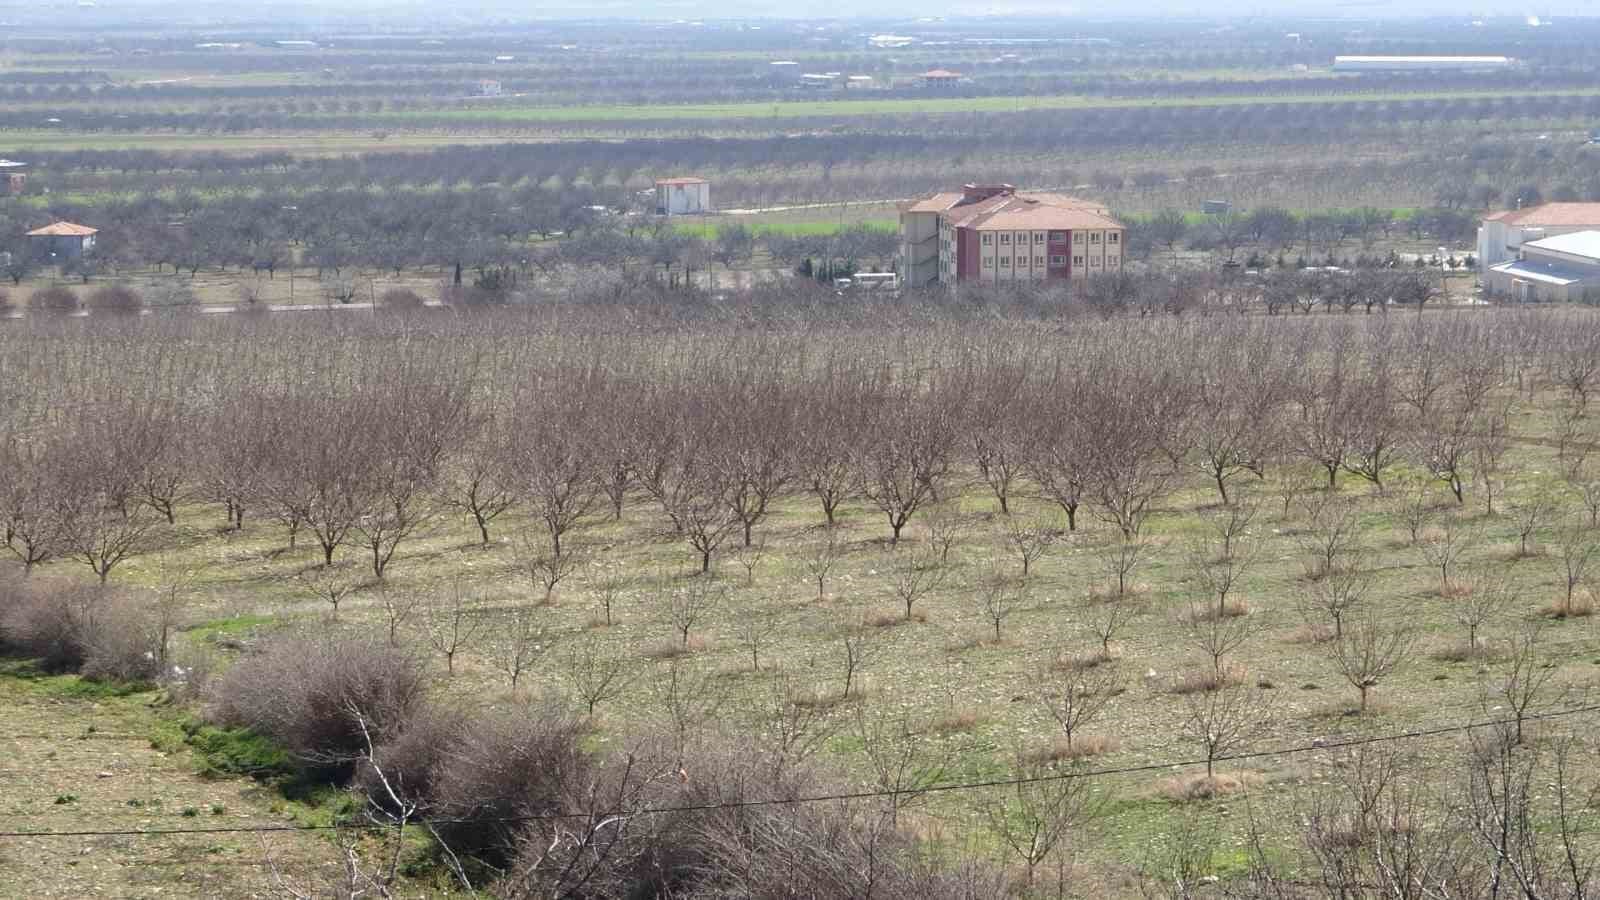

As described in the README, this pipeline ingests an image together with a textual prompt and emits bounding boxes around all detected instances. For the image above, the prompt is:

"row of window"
[978,254,1120,270]
[979,230,1121,246]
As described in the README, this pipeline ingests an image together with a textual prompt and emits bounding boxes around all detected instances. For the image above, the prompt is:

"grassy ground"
[2,350,1592,892]
[0,666,341,897]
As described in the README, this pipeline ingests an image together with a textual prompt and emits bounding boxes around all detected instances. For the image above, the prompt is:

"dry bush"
[1431,640,1498,663]
[1155,771,1262,802]
[207,632,428,777]
[86,284,144,315]
[354,703,468,815]
[1171,663,1246,695]
[642,635,708,659]
[428,699,593,868]
[0,578,157,681]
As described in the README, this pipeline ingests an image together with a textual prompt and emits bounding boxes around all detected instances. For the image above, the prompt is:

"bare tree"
[520,531,583,605]
[1099,536,1151,599]
[1452,573,1514,654]
[890,542,947,621]
[649,658,723,765]
[296,562,360,619]
[982,753,1099,889]
[1086,597,1139,662]
[1417,513,1480,595]
[585,570,627,628]
[733,602,783,672]
[439,413,517,545]
[857,391,953,546]
[853,706,947,826]
[922,503,970,565]
[726,535,766,586]
[978,573,1024,643]
[1486,625,1559,747]
[424,581,483,676]
[1510,492,1558,559]
[664,577,723,648]
[1187,531,1257,619]
[1184,602,1257,681]
[491,603,548,690]
[376,586,423,647]
[1329,608,1412,713]
[840,629,881,700]
[1180,684,1272,778]
[1002,512,1058,580]
[1296,566,1370,641]
[1206,497,1259,563]
[563,634,631,715]
[800,526,845,601]
[752,674,837,779]
[1041,665,1121,755]
[1297,495,1362,581]
[1551,518,1597,617]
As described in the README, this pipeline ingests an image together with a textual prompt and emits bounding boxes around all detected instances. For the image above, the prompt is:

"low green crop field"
[671,217,896,238]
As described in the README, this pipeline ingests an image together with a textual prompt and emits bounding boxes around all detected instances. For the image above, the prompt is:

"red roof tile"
[26,221,97,237]
[1483,203,1600,227]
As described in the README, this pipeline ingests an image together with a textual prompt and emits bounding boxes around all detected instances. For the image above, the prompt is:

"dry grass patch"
[1432,640,1497,663]
[1155,771,1263,802]
[1185,598,1251,622]
[1052,647,1118,671]
[1170,664,1246,695]
[1026,734,1120,763]
[929,705,987,734]
[1088,583,1150,603]
[1543,594,1595,619]
[641,636,710,660]
[1288,623,1335,644]
[1438,582,1475,600]
[864,608,925,627]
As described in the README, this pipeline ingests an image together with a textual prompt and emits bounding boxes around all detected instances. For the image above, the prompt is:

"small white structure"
[1485,230,1600,303]
[1332,55,1512,72]
[479,79,503,96]
[655,177,712,216]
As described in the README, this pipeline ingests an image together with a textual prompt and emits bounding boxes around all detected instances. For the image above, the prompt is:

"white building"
[1485,231,1600,303]
[1477,203,1600,274]
[1332,55,1512,72]
[655,177,712,216]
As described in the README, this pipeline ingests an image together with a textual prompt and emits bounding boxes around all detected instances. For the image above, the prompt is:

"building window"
[983,257,993,268]
[1108,256,1119,267]
[982,233,992,246]
[1090,233,1101,244]
[1050,231,1067,241]
[1072,255,1083,266]
[1051,255,1066,265]
[1034,231,1046,244]
[1073,232,1084,243]
[1000,233,1010,244]
[1036,256,1046,266]
[1091,256,1100,266]
[1109,232,1120,244]
[1000,256,1010,266]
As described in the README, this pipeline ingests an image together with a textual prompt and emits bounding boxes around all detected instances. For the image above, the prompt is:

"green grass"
[0,658,154,699]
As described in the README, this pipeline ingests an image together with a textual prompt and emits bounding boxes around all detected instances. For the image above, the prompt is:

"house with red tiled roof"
[900,184,1123,288]
[1477,203,1600,275]
[26,221,97,260]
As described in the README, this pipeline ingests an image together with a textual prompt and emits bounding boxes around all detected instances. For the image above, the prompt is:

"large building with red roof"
[1477,203,1600,275]
[899,184,1124,288]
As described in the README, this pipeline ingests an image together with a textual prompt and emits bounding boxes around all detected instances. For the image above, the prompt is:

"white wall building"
[1477,203,1600,274]
[655,177,712,216]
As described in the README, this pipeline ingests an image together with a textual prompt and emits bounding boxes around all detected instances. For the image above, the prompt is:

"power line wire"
[1,701,1593,841]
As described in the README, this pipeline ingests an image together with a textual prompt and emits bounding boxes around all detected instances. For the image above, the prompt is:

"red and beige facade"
[900,184,1124,288]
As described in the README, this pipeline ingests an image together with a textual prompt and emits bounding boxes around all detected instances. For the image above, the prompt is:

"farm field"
[7,9,1600,899]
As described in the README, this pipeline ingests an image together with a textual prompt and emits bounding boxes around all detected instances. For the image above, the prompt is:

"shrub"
[207,633,428,780]
[86,285,144,315]
[427,699,591,867]
[29,285,80,313]
[0,578,160,683]
[78,597,161,683]
[354,702,467,814]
